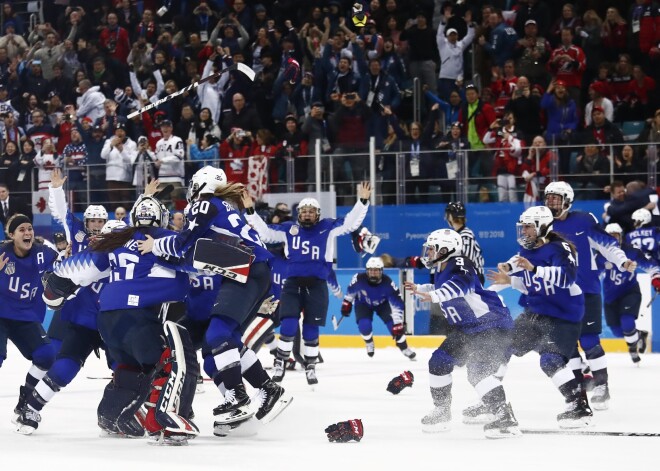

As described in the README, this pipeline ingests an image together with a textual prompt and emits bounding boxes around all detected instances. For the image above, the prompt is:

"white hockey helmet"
[130,195,169,228]
[365,256,384,283]
[604,222,623,243]
[632,208,652,229]
[83,205,108,235]
[544,181,574,218]
[297,198,321,227]
[421,229,462,268]
[517,205,554,249]
[100,219,127,234]
[187,165,227,202]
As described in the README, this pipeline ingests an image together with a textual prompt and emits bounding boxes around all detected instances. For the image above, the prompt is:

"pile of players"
[404,182,658,439]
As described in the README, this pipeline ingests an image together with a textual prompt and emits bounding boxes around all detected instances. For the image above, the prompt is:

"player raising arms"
[405,229,520,439]
[489,206,592,429]
[242,182,371,385]
[341,256,416,359]
[0,215,58,431]
[544,181,636,410]
[137,166,292,430]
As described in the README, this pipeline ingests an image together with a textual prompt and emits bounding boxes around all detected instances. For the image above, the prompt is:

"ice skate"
[365,340,375,357]
[421,406,451,433]
[557,392,593,429]
[638,330,648,353]
[11,386,28,425]
[462,401,495,424]
[272,358,286,382]
[195,375,205,394]
[212,384,255,426]
[148,431,190,446]
[305,364,318,386]
[14,407,40,435]
[254,380,294,424]
[590,384,610,411]
[401,348,417,360]
[484,403,522,439]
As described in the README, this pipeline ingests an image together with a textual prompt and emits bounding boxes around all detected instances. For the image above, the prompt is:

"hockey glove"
[340,300,352,317]
[41,271,79,311]
[652,277,660,292]
[404,256,425,269]
[386,371,414,395]
[391,323,404,338]
[325,419,364,443]
[257,295,279,316]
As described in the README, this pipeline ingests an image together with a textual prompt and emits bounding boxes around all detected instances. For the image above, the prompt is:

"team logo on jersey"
[289,225,299,236]
[4,262,15,275]
[75,231,86,243]
[604,262,613,270]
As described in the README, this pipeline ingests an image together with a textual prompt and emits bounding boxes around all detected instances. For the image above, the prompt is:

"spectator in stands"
[638,108,660,146]
[154,119,185,203]
[575,141,610,199]
[90,56,119,98]
[189,133,219,171]
[400,10,438,95]
[436,9,474,101]
[22,60,49,102]
[25,109,56,153]
[10,140,35,195]
[82,124,107,204]
[519,135,555,206]
[220,128,252,185]
[95,100,123,139]
[2,3,24,36]
[62,127,88,210]
[400,119,434,204]
[577,10,604,88]
[584,106,624,158]
[484,111,524,202]
[0,23,27,59]
[478,9,518,68]
[132,136,157,194]
[435,121,469,203]
[221,93,262,137]
[48,63,74,106]
[1,112,24,146]
[325,45,365,104]
[99,12,131,66]
[276,115,309,191]
[33,28,77,81]
[0,183,32,228]
[34,138,60,190]
[425,87,463,130]
[135,9,157,46]
[585,81,614,127]
[602,7,628,62]
[0,140,19,185]
[490,60,518,117]
[506,76,543,144]
[614,144,645,183]
[630,0,659,63]
[549,3,581,47]
[627,65,656,120]
[541,79,578,176]
[610,53,634,118]
[328,92,371,204]
[75,79,105,123]
[360,58,401,147]
[458,84,497,178]
[514,19,551,88]
[101,121,136,207]
[514,0,552,38]
[547,27,586,108]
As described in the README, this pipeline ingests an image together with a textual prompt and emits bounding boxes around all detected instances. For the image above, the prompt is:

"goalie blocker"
[192,238,254,283]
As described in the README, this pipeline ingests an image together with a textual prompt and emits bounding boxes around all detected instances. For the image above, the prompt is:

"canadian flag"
[33,191,50,215]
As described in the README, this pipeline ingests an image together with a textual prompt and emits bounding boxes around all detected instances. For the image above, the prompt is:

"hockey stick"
[127,63,256,119]
[646,290,658,308]
[331,315,345,331]
[521,429,660,437]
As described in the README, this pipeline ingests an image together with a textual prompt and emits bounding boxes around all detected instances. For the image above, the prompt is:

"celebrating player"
[405,229,520,438]
[626,208,660,262]
[341,256,416,359]
[489,206,592,428]
[242,182,371,385]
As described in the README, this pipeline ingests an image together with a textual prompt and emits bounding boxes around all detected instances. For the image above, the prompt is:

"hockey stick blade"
[127,63,256,119]
[646,290,658,308]
[331,315,344,331]
[521,429,660,437]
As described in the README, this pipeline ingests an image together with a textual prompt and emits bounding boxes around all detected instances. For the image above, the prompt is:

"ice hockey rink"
[1,344,658,471]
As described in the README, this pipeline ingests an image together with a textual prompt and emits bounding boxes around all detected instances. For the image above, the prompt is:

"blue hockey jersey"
[245,200,369,280]
[0,242,58,322]
[345,273,404,323]
[65,281,105,330]
[152,197,271,264]
[49,185,92,254]
[269,252,287,300]
[507,238,584,322]
[602,244,659,304]
[54,228,191,311]
[185,274,221,322]
[552,211,628,295]
[625,226,660,263]
[420,256,513,334]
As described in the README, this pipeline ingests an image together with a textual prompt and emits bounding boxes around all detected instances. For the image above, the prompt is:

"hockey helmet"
[101,219,127,235]
[604,223,623,243]
[517,206,554,249]
[422,229,462,268]
[187,165,227,203]
[544,181,574,218]
[297,198,321,228]
[632,208,652,229]
[83,204,108,236]
[445,201,466,223]
[365,256,384,283]
[130,195,170,228]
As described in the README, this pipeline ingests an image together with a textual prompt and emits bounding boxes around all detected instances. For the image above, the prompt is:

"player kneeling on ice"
[488,206,593,429]
[602,223,658,365]
[341,257,415,359]
[404,229,520,439]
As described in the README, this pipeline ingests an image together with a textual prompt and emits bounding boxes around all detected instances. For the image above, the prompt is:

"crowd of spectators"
[0,0,658,211]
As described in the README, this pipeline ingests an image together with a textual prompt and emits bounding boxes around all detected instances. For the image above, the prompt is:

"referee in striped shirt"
[445,202,485,284]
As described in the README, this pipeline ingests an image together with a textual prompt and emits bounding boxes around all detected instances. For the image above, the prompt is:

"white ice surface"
[1,345,659,471]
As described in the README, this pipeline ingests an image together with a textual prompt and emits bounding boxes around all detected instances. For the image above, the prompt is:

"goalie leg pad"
[98,368,147,437]
[152,322,199,436]
[242,315,274,350]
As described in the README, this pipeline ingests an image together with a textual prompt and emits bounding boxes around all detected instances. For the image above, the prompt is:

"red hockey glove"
[386,371,414,395]
[653,277,660,292]
[391,323,404,338]
[340,300,352,317]
[325,419,364,443]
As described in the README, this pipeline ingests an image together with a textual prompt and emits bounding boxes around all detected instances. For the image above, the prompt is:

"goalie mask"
[365,256,384,284]
[421,229,462,268]
[297,198,321,228]
[517,206,553,249]
[352,226,381,256]
[83,205,108,236]
[544,181,574,219]
[130,195,169,228]
[632,208,652,229]
[187,165,227,203]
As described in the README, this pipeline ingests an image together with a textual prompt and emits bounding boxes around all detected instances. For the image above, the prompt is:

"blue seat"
[621,121,645,141]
